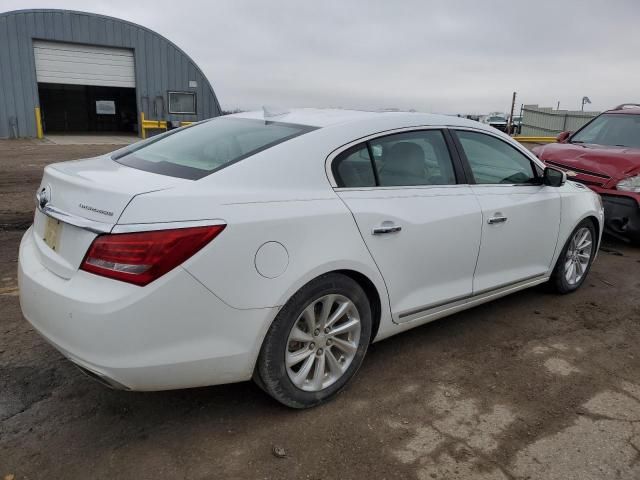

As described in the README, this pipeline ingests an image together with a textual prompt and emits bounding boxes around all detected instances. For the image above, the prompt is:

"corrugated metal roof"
[0,9,221,138]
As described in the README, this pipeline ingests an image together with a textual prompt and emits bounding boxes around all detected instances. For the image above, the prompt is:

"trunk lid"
[33,155,189,279]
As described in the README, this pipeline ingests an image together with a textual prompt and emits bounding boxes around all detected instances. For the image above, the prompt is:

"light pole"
[581,96,591,112]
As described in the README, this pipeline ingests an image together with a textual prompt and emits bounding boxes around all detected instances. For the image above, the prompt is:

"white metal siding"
[33,41,135,88]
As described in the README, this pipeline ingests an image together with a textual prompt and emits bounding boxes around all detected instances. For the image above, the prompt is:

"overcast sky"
[2,0,639,114]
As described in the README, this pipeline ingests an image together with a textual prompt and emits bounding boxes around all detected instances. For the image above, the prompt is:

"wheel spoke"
[564,258,573,270]
[571,262,578,284]
[578,240,592,251]
[318,294,336,329]
[286,347,313,367]
[577,252,590,261]
[565,261,575,282]
[289,326,313,343]
[328,318,360,337]
[292,354,316,386]
[325,301,351,330]
[325,349,344,376]
[575,259,585,276]
[331,336,357,354]
[302,304,317,331]
[579,229,590,246]
[311,353,326,390]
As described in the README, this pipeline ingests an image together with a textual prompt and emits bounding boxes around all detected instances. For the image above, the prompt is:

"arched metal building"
[0,9,221,138]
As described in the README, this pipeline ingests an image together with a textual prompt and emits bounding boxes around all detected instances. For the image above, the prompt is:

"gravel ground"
[1,140,639,480]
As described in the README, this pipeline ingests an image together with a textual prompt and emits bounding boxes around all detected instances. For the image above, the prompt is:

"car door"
[331,128,482,323]
[452,129,561,293]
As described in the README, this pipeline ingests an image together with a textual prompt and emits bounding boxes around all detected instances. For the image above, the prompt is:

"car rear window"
[114,117,317,180]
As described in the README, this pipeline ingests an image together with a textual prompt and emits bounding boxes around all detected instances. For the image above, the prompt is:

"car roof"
[604,105,640,115]
[231,108,489,130]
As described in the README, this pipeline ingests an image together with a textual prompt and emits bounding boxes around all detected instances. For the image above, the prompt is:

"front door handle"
[487,215,508,224]
[372,223,402,235]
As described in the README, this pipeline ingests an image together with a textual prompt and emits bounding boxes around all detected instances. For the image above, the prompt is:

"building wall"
[520,105,599,137]
[0,9,222,138]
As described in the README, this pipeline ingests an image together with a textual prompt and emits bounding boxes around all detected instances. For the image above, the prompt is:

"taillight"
[80,225,225,286]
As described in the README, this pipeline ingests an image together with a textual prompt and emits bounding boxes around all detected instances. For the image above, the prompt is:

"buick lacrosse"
[19,109,604,407]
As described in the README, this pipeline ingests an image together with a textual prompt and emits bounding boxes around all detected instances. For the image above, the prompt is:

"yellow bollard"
[140,112,146,139]
[34,107,44,139]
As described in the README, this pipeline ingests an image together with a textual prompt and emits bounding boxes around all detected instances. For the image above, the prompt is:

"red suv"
[532,104,640,244]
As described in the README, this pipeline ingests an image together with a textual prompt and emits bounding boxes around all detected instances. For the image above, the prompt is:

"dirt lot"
[1,140,640,480]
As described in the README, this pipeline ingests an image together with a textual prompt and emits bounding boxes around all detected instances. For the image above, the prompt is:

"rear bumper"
[600,194,640,242]
[18,227,277,391]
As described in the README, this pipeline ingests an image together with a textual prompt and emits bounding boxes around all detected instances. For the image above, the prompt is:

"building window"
[168,91,196,114]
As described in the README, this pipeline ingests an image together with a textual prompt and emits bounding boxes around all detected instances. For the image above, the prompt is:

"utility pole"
[507,91,517,135]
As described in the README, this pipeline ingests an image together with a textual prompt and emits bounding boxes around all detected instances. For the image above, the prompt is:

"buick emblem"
[36,185,51,209]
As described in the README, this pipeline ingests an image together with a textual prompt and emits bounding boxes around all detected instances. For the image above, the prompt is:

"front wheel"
[549,220,597,294]
[256,273,372,408]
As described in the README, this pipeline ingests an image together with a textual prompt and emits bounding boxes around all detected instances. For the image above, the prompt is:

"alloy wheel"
[285,294,361,392]
[564,227,593,286]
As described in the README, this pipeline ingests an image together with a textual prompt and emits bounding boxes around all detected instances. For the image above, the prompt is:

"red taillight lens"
[80,225,226,286]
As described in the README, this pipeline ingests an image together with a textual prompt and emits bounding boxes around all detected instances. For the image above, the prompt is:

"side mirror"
[543,167,566,187]
[556,131,571,143]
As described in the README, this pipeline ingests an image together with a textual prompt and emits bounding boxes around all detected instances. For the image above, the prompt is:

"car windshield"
[114,117,317,179]
[571,113,640,148]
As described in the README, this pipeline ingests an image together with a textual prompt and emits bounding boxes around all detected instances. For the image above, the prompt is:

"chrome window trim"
[325,124,544,189]
[334,183,472,193]
[325,125,447,188]
[111,219,226,234]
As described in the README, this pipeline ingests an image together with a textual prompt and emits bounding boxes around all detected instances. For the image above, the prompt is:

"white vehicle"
[19,109,604,408]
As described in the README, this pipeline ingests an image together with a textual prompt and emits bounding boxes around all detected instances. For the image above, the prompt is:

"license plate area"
[43,216,62,252]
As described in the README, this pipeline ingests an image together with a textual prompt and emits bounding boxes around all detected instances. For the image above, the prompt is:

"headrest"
[384,142,425,176]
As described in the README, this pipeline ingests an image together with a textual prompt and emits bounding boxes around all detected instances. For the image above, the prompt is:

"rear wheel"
[549,220,596,294]
[256,273,372,408]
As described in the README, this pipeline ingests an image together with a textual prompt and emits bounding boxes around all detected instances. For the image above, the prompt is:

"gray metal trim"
[398,273,548,319]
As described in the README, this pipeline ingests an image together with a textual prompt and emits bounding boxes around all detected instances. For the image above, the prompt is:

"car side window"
[455,130,537,185]
[370,130,456,187]
[333,144,376,188]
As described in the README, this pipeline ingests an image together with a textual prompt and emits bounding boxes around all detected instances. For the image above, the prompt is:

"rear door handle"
[372,223,402,235]
[487,215,508,224]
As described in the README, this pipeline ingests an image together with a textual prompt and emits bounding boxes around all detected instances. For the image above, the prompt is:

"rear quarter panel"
[181,197,390,314]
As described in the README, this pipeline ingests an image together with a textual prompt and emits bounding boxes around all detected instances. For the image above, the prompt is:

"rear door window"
[114,117,317,180]
[371,130,457,187]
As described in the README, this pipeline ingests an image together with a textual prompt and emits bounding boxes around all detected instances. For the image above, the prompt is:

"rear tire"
[256,273,372,408]
[549,219,597,294]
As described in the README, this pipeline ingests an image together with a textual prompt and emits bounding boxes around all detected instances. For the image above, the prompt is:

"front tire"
[549,219,596,294]
[256,273,372,408]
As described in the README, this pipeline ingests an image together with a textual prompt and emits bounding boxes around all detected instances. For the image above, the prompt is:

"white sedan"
[19,109,604,408]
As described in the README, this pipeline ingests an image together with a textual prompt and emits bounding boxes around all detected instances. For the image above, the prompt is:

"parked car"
[483,113,508,132]
[532,104,640,243]
[19,109,604,408]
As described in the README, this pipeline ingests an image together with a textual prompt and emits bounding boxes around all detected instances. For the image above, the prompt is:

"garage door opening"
[38,83,137,134]
[33,40,138,137]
